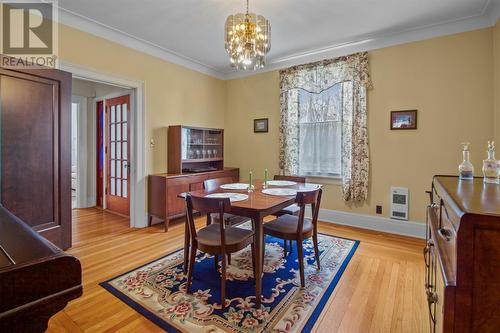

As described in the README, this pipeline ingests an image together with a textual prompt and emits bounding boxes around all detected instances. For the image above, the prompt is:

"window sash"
[297,84,344,177]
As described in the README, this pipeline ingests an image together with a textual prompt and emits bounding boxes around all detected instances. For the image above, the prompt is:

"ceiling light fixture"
[224,0,271,70]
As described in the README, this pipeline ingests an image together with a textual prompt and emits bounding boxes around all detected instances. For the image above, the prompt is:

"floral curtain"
[279,52,372,201]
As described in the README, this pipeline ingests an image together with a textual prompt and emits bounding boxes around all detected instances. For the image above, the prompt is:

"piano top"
[0,245,12,268]
[0,206,59,270]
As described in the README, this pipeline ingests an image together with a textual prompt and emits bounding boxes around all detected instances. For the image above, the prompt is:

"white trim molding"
[311,208,426,239]
[55,6,224,80]
[61,61,147,229]
[225,11,496,80]
[48,0,500,80]
[71,95,88,209]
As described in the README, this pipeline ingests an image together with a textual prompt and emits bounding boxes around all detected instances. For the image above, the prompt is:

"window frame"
[296,83,345,179]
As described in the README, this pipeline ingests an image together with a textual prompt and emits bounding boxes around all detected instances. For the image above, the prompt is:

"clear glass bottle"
[482,141,500,184]
[459,142,474,181]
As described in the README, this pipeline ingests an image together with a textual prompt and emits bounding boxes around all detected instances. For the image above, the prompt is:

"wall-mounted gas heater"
[390,187,409,220]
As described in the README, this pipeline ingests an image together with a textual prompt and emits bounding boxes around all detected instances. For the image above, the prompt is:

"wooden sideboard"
[425,176,500,333]
[148,168,239,231]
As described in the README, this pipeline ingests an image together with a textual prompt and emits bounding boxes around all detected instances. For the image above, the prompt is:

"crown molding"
[52,1,500,81]
[485,0,500,24]
[55,6,227,80]
[224,11,495,80]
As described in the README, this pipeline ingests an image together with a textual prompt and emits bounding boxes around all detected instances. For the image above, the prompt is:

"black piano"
[0,206,82,332]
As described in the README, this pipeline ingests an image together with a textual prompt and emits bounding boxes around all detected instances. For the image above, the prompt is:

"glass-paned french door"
[105,95,130,216]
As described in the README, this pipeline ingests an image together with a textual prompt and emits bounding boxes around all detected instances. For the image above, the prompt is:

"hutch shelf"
[148,125,239,231]
[168,125,225,174]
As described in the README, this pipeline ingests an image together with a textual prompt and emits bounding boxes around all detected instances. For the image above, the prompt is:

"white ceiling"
[56,0,500,79]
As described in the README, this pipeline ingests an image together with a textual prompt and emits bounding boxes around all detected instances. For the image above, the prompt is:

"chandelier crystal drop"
[224,0,271,70]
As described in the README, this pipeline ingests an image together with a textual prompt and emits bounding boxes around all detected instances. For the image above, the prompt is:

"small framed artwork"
[390,110,417,130]
[254,118,269,133]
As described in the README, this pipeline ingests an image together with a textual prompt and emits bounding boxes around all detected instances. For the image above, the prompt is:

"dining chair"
[204,177,248,227]
[262,188,322,288]
[185,194,256,308]
[273,175,307,255]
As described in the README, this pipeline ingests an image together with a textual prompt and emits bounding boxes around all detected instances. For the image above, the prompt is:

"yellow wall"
[225,28,494,223]
[59,21,496,224]
[59,24,226,175]
[225,72,281,179]
[494,20,500,145]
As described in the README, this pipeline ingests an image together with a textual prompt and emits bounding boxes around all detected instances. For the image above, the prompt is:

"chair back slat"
[296,189,320,206]
[295,188,322,235]
[185,194,231,248]
[203,177,234,191]
[273,175,306,183]
[189,195,231,214]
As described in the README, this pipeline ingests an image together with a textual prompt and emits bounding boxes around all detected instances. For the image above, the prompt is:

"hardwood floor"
[46,208,428,333]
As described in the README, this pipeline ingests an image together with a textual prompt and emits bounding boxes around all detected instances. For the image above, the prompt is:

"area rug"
[100,222,359,333]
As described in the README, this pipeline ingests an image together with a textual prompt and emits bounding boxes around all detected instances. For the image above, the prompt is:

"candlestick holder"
[263,169,268,189]
[248,171,254,193]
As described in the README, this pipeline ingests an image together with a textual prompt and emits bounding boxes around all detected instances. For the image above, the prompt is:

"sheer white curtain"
[298,84,345,177]
[299,122,341,176]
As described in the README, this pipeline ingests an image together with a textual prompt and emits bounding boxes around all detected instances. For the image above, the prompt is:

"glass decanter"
[459,142,474,181]
[482,141,500,184]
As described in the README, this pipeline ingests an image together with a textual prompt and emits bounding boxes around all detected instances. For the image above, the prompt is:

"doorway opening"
[71,78,133,217]
[64,62,146,230]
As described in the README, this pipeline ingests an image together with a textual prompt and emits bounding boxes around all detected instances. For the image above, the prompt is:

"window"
[279,52,371,201]
[297,82,352,178]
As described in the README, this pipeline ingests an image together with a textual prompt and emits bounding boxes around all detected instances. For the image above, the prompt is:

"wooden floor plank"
[46,208,428,333]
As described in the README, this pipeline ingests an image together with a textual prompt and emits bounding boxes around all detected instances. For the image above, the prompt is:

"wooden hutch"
[425,176,500,332]
[148,126,239,231]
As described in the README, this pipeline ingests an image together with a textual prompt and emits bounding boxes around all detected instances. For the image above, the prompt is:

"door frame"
[61,61,146,228]
[71,95,88,209]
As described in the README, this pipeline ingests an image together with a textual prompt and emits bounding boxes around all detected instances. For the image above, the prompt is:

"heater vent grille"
[390,187,409,221]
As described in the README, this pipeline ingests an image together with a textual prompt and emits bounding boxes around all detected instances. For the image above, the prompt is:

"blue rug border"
[100,233,360,333]
[302,239,359,332]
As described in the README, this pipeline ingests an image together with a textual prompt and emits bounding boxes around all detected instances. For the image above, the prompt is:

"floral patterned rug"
[100,222,358,333]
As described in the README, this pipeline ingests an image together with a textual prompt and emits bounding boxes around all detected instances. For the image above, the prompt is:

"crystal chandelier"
[224,0,271,70]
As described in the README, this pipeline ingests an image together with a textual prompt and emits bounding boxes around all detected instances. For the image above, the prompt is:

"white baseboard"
[308,208,426,239]
[87,196,97,208]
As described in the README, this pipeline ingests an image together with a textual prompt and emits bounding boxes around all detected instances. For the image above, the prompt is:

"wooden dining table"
[180,180,320,307]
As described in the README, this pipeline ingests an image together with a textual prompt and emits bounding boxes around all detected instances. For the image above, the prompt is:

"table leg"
[253,216,264,308]
[183,218,190,274]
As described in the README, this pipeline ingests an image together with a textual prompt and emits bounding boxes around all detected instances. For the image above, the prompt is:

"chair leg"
[220,254,227,309]
[283,239,287,256]
[261,236,266,273]
[227,253,231,265]
[296,240,305,288]
[313,232,321,270]
[214,254,219,272]
[251,243,256,279]
[289,240,293,254]
[186,244,197,293]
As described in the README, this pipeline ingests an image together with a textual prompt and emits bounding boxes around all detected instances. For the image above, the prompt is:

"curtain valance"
[279,52,372,94]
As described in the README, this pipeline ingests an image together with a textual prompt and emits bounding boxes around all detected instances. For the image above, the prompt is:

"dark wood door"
[105,95,130,216]
[96,100,104,207]
[0,67,72,249]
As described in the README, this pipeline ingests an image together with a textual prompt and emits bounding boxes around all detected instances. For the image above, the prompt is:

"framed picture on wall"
[390,110,417,130]
[254,118,269,133]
